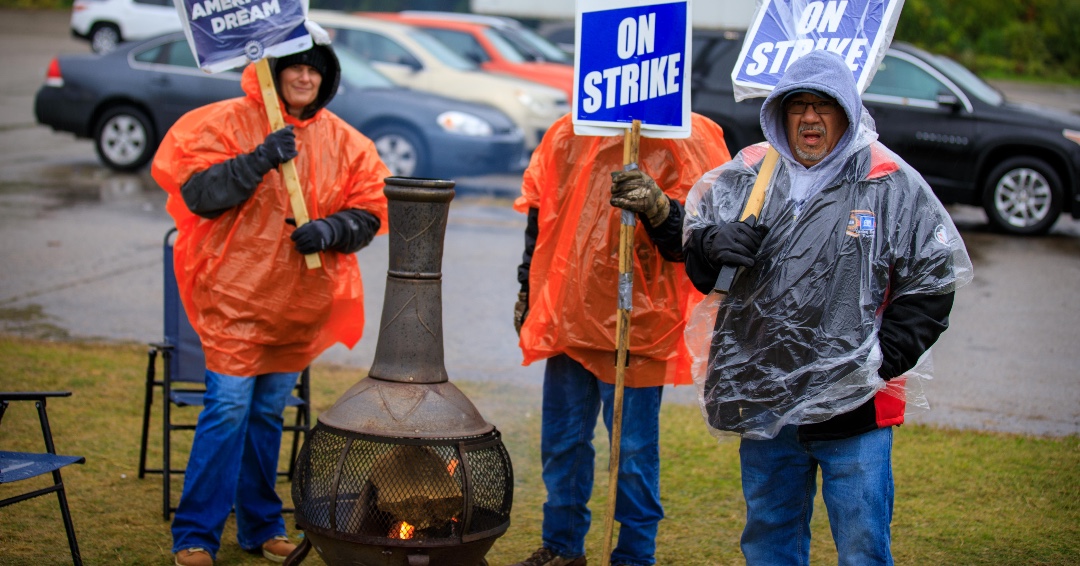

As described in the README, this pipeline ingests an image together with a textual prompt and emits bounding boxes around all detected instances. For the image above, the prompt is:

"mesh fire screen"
[292,424,513,548]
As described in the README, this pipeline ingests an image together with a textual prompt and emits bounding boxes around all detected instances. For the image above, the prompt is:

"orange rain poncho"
[152,64,389,376]
[514,113,731,388]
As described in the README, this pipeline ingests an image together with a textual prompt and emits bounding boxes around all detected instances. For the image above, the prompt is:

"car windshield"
[929,52,1004,106]
[496,25,571,64]
[408,29,477,70]
[335,47,397,89]
[481,27,526,63]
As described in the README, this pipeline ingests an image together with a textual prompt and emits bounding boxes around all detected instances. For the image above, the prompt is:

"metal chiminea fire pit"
[289,178,513,566]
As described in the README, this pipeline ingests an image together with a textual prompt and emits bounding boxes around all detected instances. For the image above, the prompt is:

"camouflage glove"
[610,168,670,227]
[513,291,528,335]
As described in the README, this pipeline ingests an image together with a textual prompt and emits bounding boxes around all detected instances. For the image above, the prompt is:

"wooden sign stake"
[254,57,321,270]
[600,118,641,566]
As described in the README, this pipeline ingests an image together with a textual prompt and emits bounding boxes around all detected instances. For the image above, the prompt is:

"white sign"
[572,0,692,138]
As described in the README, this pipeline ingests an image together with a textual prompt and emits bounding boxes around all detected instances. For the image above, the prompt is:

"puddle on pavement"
[0,304,70,340]
[0,169,166,215]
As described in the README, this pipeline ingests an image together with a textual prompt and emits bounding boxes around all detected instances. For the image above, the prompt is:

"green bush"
[896,0,1080,82]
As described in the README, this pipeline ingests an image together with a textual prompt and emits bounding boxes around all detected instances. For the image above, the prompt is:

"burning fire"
[447,459,459,476]
[390,520,415,540]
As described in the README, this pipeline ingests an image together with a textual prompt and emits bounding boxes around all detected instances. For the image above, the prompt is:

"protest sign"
[732,0,904,101]
[572,0,692,138]
[174,0,312,74]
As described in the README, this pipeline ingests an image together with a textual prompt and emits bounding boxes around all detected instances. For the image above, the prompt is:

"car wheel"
[982,156,1063,235]
[90,23,121,54]
[94,105,156,172]
[369,125,426,178]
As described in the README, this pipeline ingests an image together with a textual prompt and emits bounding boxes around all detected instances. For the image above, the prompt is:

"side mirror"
[936,91,961,111]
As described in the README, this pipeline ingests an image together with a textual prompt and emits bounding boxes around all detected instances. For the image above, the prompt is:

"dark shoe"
[174,548,213,566]
[261,535,296,563]
[509,546,587,566]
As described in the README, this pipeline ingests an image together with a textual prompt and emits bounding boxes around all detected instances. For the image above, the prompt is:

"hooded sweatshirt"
[682,50,973,440]
[151,45,390,377]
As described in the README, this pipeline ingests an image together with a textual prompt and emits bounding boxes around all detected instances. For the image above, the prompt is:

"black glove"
[513,291,529,335]
[255,125,297,167]
[291,219,336,255]
[704,221,769,268]
[610,169,670,227]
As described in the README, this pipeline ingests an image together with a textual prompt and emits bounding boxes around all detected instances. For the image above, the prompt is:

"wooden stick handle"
[601,119,641,566]
[255,58,321,270]
[712,147,779,293]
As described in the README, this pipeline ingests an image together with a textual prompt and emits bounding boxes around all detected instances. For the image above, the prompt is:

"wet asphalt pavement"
[0,9,1077,437]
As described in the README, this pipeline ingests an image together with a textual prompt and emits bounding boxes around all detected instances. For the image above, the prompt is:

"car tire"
[94,105,156,172]
[90,23,121,54]
[369,125,426,178]
[982,156,1063,235]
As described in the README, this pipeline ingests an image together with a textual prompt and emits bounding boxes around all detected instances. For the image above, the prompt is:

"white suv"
[70,0,182,53]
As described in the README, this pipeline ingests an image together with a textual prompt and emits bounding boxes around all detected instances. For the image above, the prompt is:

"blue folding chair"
[0,391,86,565]
[137,228,311,520]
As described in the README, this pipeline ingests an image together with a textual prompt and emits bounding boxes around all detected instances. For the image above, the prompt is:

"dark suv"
[690,30,1080,235]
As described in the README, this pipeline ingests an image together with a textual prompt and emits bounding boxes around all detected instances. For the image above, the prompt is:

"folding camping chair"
[137,228,311,521]
[0,391,86,565]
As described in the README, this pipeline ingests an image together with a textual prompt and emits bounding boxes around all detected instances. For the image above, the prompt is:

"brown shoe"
[174,547,213,566]
[261,535,297,563]
[509,546,587,566]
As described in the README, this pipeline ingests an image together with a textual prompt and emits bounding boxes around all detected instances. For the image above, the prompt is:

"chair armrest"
[0,392,72,402]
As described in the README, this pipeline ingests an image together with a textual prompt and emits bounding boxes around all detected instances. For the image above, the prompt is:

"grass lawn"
[0,336,1077,565]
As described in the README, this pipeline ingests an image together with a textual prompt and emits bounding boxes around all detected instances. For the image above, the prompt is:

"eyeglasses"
[785,100,838,115]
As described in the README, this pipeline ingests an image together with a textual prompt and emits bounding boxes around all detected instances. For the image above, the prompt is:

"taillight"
[45,57,63,87]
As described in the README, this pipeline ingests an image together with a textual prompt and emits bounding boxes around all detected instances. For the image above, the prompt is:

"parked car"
[395,10,574,66]
[690,30,1080,235]
[70,0,181,53]
[34,32,526,178]
[364,11,574,101]
[310,10,569,152]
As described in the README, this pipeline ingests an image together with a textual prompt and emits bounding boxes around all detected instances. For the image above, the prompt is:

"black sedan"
[691,31,1080,235]
[34,32,526,179]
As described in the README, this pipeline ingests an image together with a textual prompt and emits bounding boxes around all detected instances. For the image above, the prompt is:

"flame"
[447,459,459,476]
[390,520,415,540]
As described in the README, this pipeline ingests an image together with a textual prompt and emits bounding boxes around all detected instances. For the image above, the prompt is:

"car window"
[503,25,571,64]
[865,55,946,101]
[335,47,397,89]
[333,28,423,70]
[481,27,527,63]
[929,53,1003,106]
[133,44,167,65]
[408,29,476,70]
[422,28,494,64]
[166,41,198,68]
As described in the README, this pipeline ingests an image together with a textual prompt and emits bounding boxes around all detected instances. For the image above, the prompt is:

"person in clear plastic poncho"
[510,113,730,566]
[682,50,972,564]
[152,43,389,566]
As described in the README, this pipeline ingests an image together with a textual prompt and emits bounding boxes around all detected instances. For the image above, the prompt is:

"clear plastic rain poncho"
[683,50,973,440]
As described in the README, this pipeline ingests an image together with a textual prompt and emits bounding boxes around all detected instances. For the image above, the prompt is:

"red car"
[364,11,574,101]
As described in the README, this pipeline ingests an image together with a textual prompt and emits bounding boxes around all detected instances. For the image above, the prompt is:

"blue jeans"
[171,371,299,558]
[540,354,663,566]
[739,425,895,566]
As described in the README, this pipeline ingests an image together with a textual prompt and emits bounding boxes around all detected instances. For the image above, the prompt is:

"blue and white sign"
[573,0,692,138]
[175,0,312,74]
[732,0,904,101]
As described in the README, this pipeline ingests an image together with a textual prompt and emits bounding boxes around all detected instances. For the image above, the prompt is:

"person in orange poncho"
[151,43,389,566]
[510,113,730,566]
